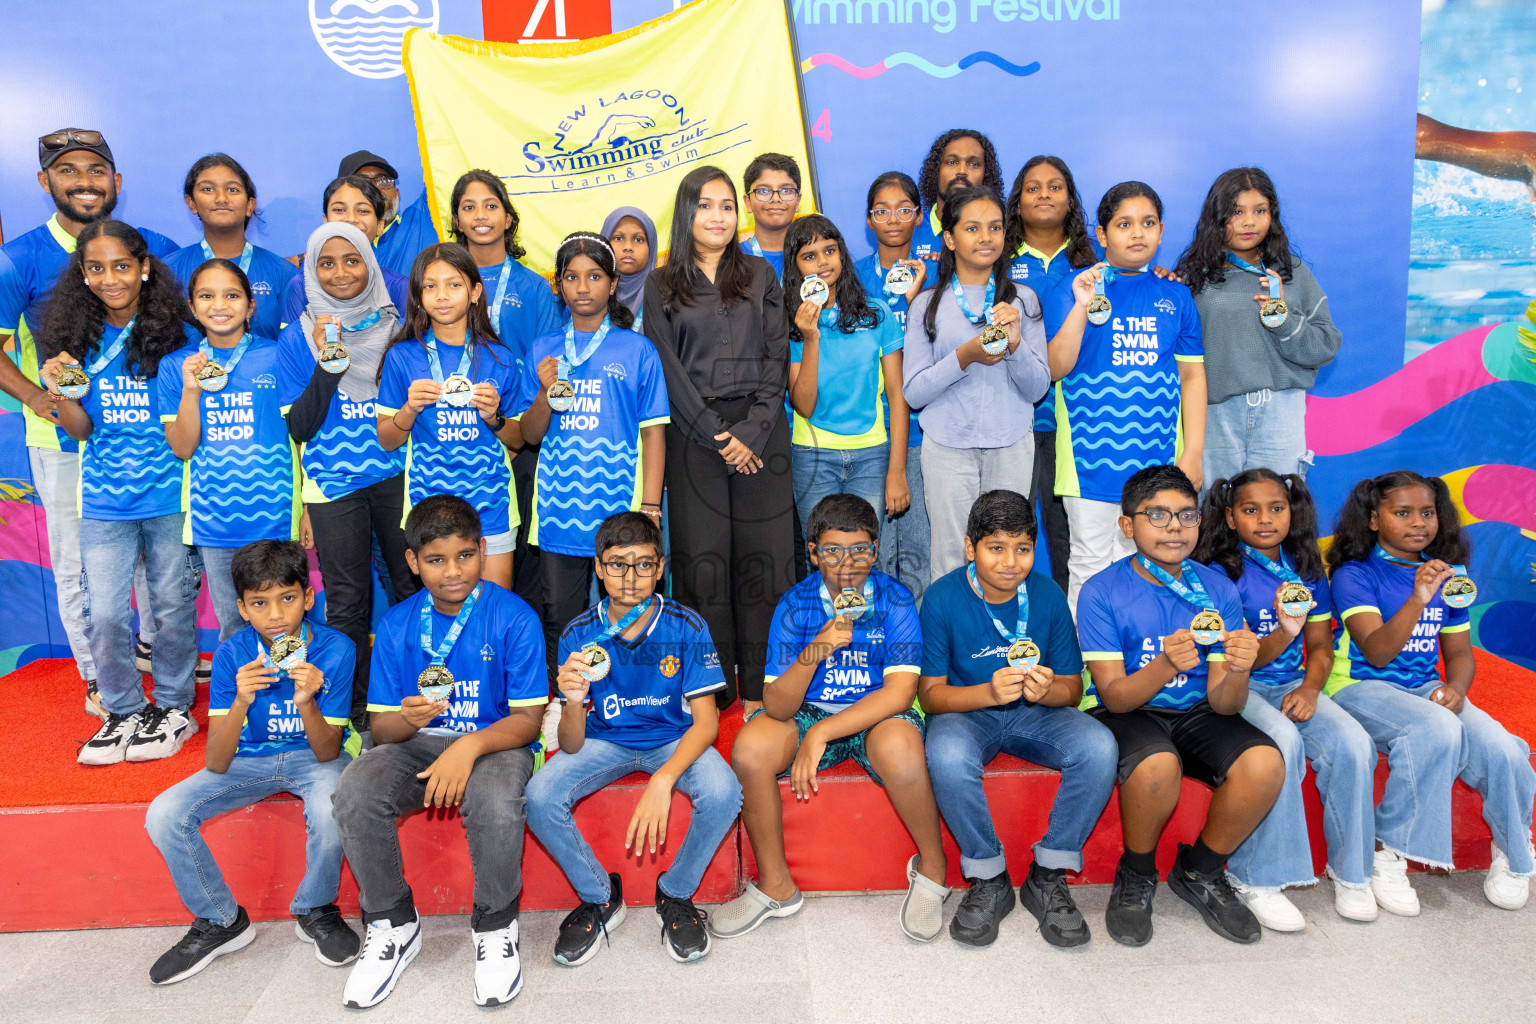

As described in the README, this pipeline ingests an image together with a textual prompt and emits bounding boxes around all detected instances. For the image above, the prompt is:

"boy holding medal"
[331,495,547,1009]
[918,490,1117,949]
[714,494,951,943]
[525,512,740,966]
[144,540,359,985]
[1076,465,1282,947]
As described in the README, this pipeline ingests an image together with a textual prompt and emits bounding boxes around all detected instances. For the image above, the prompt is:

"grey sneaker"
[708,881,803,939]
[901,855,950,942]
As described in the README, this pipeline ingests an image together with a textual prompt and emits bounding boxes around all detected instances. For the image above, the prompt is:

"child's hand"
[181,351,210,390]
[1271,593,1314,638]
[1430,685,1466,715]
[899,259,927,303]
[1174,450,1204,492]
[417,739,478,807]
[310,314,339,350]
[1221,628,1261,673]
[1152,265,1185,284]
[536,356,561,390]
[958,336,1007,368]
[1254,274,1284,308]
[287,662,325,706]
[299,506,315,550]
[625,776,672,855]
[793,298,821,341]
[790,724,828,800]
[400,694,447,729]
[1281,686,1319,722]
[1022,665,1056,704]
[556,652,592,704]
[471,382,501,423]
[885,470,910,516]
[989,302,1022,351]
[1162,630,1201,672]
[816,615,854,655]
[234,654,277,706]
[39,350,82,394]
[988,666,1026,705]
[1413,560,1455,605]
[405,378,442,413]
[1070,264,1105,309]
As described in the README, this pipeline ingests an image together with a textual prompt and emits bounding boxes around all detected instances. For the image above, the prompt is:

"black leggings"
[540,550,595,684]
[1029,428,1071,593]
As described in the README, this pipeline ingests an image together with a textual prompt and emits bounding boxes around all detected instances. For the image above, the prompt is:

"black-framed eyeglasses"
[600,558,660,577]
[815,543,875,565]
[40,129,104,151]
[869,206,919,224]
[750,186,800,202]
[1131,508,1202,528]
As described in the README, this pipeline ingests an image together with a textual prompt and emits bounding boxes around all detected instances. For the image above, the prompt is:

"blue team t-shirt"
[478,258,566,375]
[279,266,409,329]
[1326,551,1472,694]
[373,191,441,277]
[919,566,1083,696]
[910,207,943,263]
[78,323,199,521]
[789,298,903,449]
[1228,552,1333,689]
[514,325,670,557]
[209,622,354,757]
[556,596,728,750]
[764,571,923,706]
[853,253,922,449]
[376,336,522,536]
[158,336,299,547]
[367,582,547,734]
[1009,244,1082,433]
[1077,557,1245,711]
[165,243,298,341]
[1044,271,1203,502]
[276,322,405,503]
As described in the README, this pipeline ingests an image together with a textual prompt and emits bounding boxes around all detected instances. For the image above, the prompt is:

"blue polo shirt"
[373,191,441,277]
[165,243,298,341]
[853,253,921,449]
[1227,552,1333,689]
[209,623,354,758]
[477,257,565,374]
[789,298,902,449]
[764,571,923,706]
[1009,242,1082,433]
[910,206,943,263]
[1326,551,1472,694]
[919,566,1082,697]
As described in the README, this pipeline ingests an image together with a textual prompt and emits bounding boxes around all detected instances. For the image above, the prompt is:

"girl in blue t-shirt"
[162,259,298,642]
[376,242,523,590]
[1326,470,1534,913]
[39,220,202,766]
[1195,468,1377,928]
[783,213,909,543]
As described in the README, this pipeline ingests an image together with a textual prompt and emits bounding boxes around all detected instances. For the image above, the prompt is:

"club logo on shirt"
[252,373,278,390]
[1011,264,1030,281]
[603,361,628,381]
[659,654,680,678]
[480,643,495,661]
[603,693,622,719]
[309,0,438,80]
[973,644,1010,660]
[1154,298,1177,315]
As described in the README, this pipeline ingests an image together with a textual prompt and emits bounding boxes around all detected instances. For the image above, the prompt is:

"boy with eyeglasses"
[713,493,950,943]
[525,512,739,966]
[740,152,803,277]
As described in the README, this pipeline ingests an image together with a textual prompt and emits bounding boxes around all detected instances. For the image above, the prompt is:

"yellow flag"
[403,0,816,274]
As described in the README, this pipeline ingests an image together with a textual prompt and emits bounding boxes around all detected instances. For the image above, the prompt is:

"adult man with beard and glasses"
[911,129,1005,262]
[0,129,180,718]
[337,150,439,278]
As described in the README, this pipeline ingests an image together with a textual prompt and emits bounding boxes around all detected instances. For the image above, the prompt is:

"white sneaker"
[539,701,563,756]
[1485,841,1530,910]
[125,706,197,762]
[1333,883,1379,922]
[78,709,143,765]
[1228,879,1306,932]
[342,914,420,1009]
[1370,849,1420,917]
[473,920,523,1007]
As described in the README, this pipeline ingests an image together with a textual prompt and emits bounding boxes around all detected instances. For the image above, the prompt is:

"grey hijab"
[601,206,657,316]
[298,221,398,401]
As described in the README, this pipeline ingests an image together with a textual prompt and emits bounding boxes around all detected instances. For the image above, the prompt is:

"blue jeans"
[525,738,742,904]
[145,748,350,926]
[878,447,930,602]
[1203,387,1313,488]
[80,512,200,716]
[1229,681,1377,889]
[198,546,245,644]
[791,442,889,542]
[925,702,1118,877]
[1333,679,1536,874]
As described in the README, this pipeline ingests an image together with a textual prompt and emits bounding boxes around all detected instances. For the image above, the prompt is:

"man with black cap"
[337,150,439,277]
[0,129,180,717]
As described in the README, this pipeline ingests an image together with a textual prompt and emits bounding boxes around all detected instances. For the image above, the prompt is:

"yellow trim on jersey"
[1081,651,1122,661]
[366,702,401,712]
[1208,654,1227,662]
[208,708,230,716]
[1339,604,1381,620]
[884,664,920,676]
[1010,239,1069,272]
[1441,623,1471,634]
[322,716,350,726]
[1306,612,1332,622]
[1173,354,1204,363]
[46,214,77,253]
[507,696,549,708]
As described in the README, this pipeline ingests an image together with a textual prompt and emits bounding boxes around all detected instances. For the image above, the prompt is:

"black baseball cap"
[338,150,399,180]
[39,128,115,170]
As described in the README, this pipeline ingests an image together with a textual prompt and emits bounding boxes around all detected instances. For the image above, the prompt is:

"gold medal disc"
[442,373,474,408]
[1006,638,1041,670]
[1277,581,1313,617]
[195,362,229,393]
[831,588,868,620]
[546,378,576,413]
[418,664,456,702]
[1259,297,1290,329]
[54,364,91,399]
[318,340,351,374]
[1442,574,1478,609]
[1189,609,1225,645]
[579,643,611,682]
[1086,294,1112,326]
[980,323,1008,354]
[268,633,307,670]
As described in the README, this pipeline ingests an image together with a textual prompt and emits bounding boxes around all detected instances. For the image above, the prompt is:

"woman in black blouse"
[644,165,794,710]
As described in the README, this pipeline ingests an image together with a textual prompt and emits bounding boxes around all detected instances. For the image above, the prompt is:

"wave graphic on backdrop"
[801,51,1040,80]
[309,0,438,80]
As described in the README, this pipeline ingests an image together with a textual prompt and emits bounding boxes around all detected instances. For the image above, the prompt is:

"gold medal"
[1189,609,1225,646]
[546,378,576,413]
[1277,581,1313,618]
[195,362,229,393]
[883,262,915,296]
[1006,638,1041,670]
[268,632,307,670]
[54,364,91,400]
[442,373,474,408]
[318,340,351,374]
[831,587,868,620]
[980,323,1008,355]
[800,274,829,307]
[1442,571,1477,610]
[418,663,456,702]
[579,643,611,682]
[1085,294,1112,326]
[1259,297,1289,329]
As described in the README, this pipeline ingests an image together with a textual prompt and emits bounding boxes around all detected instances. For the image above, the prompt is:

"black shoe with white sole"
[656,883,710,963]
[295,904,360,966]
[149,907,255,985]
[554,872,625,966]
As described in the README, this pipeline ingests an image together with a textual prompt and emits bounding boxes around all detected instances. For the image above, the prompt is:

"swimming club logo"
[251,373,277,390]
[1154,298,1177,315]
[603,361,627,381]
[510,87,747,198]
[310,0,439,80]
[480,643,495,661]
[658,654,680,678]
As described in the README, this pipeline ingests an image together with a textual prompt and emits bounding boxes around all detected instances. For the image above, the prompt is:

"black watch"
[489,413,507,432]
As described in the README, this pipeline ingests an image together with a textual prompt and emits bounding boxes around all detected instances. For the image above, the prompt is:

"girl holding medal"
[165,154,297,340]
[903,185,1050,582]
[1195,469,1379,928]
[1325,470,1534,913]
[1175,168,1342,485]
[517,232,669,675]
[376,243,523,591]
[39,220,204,765]
[161,259,300,642]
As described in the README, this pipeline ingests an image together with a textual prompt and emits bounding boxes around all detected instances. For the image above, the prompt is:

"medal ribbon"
[590,594,655,646]
[949,273,995,326]
[201,240,253,274]
[742,235,765,258]
[1240,543,1304,586]
[488,257,513,338]
[1225,253,1283,302]
[559,316,611,387]
[322,310,383,348]
[967,563,1029,644]
[1134,555,1218,614]
[1373,545,1468,580]
[87,317,137,375]
[422,328,475,384]
[418,583,483,667]
[198,332,254,379]
[819,576,876,619]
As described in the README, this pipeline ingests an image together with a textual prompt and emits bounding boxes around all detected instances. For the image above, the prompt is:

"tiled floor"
[6,874,1533,1023]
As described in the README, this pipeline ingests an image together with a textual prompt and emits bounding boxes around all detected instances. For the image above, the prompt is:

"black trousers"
[540,550,595,683]
[511,446,542,610]
[665,398,795,705]
[1029,428,1072,594]
[307,473,420,717]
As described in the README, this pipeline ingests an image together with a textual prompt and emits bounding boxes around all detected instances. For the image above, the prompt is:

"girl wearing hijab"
[603,205,658,325]
[278,221,419,721]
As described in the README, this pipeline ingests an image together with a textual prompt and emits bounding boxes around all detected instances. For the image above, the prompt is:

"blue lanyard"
[560,316,611,383]
[967,563,1029,643]
[1225,253,1282,301]
[1134,554,1216,613]
[633,307,643,334]
[418,583,483,666]
[488,258,513,338]
[423,328,475,383]
[742,235,765,257]
[819,576,875,618]
[199,332,254,378]
[322,310,383,347]
[1373,545,1467,578]
[950,274,995,326]
[1240,543,1303,586]
[87,317,136,375]
[201,240,253,273]
[591,594,655,645]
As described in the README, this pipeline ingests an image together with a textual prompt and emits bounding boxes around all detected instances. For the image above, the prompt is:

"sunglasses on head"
[39,129,105,151]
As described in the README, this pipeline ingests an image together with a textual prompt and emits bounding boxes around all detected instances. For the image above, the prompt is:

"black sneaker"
[1167,844,1261,943]
[149,907,255,985]
[553,872,625,967]
[1106,861,1158,947]
[948,870,1015,947]
[134,635,153,673]
[656,882,710,963]
[1019,862,1090,948]
[295,904,361,966]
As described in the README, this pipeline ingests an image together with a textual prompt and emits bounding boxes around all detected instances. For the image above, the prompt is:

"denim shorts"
[749,701,924,786]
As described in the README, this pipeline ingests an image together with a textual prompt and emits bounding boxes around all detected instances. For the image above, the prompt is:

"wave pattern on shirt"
[536,435,640,533]
[1061,369,1179,471]
[408,430,509,509]
[303,423,400,482]
[83,433,181,511]
[192,444,293,533]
